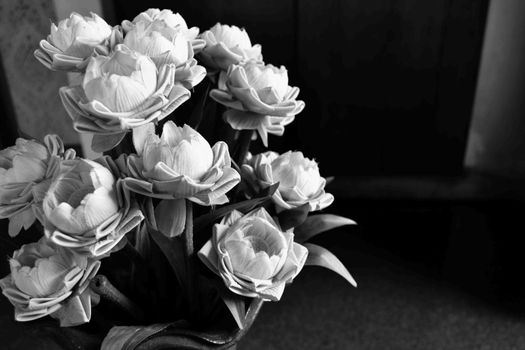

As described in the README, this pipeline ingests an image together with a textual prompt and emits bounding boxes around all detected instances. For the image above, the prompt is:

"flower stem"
[183,200,199,322]
[90,274,144,322]
[235,130,254,166]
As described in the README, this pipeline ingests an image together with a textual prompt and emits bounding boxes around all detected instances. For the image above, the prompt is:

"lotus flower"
[198,23,262,71]
[121,8,204,51]
[198,208,308,301]
[59,44,192,152]
[210,60,304,146]
[242,151,334,212]
[34,12,122,72]
[123,20,206,87]
[0,237,100,326]
[123,122,240,237]
[43,158,143,257]
[0,135,75,237]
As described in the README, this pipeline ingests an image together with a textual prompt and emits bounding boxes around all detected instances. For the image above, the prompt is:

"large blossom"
[0,135,75,237]
[198,23,262,71]
[43,158,143,257]
[198,208,308,301]
[59,45,191,152]
[123,20,205,87]
[210,61,304,146]
[0,238,100,326]
[122,8,205,52]
[34,12,122,72]
[123,122,240,237]
[242,151,334,212]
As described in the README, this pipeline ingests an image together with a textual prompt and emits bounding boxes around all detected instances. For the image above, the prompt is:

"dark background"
[111,0,489,176]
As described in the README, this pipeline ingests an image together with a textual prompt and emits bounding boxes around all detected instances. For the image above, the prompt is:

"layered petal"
[198,208,308,301]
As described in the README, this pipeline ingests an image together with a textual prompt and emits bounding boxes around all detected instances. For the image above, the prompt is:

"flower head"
[122,8,204,51]
[59,45,192,151]
[123,21,206,87]
[0,135,75,237]
[198,208,308,301]
[0,237,100,325]
[43,158,143,257]
[125,122,240,206]
[34,12,122,72]
[199,23,262,71]
[242,151,334,212]
[210,61,304,146]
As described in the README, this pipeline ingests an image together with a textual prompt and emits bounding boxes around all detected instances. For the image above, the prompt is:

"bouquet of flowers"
[0,8,356,349]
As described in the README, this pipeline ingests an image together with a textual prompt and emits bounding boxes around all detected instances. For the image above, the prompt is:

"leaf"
[218,289,246,330]
[92,132,127,153]
[193,182,279,232]
[149,228,187,290]
[277,203,310,231]
[155,199,186,238]
[295,214,356,243]
[304,243,357,287]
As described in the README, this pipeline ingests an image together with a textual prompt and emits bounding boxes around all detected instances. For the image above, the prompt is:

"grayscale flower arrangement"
[1,8,356,349]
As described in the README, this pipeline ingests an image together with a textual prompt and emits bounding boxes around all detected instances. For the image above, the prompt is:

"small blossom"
[242,151,334,212]
[210,61,304,146]
[198,23,262,71]
[0,237,100,326]
[198,208,308,301]
[43,158,143,257]
[34,12,122,72]
[0,135,75,237]
[122,8,204,52]
[123,21,206,87]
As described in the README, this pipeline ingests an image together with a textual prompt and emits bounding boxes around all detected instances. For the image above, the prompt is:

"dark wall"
[113,0,489,176]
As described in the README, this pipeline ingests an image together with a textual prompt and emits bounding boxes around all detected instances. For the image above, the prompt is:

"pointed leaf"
[277,203,310,231]
[92,133,127,153]
[219,290,246,330]
[149,228,187,290]
[155,199,186,238]
[193,182,279,232]
[304,243,357,287]
[295,214,357,243]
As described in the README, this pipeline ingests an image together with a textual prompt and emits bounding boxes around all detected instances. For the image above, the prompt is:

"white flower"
[199,23,262,71]
[59,45,192,151]
[0,237,100,325]
[34,12,122,72]
[122,8,204,51]
[43,158,143,257]
[125,122,240,205]
[123,21,206,87]
[198,208,308,301]
[0,135,75,237]
[210,61,304,146]
[242,151,334,212]
[83,45,157,113]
